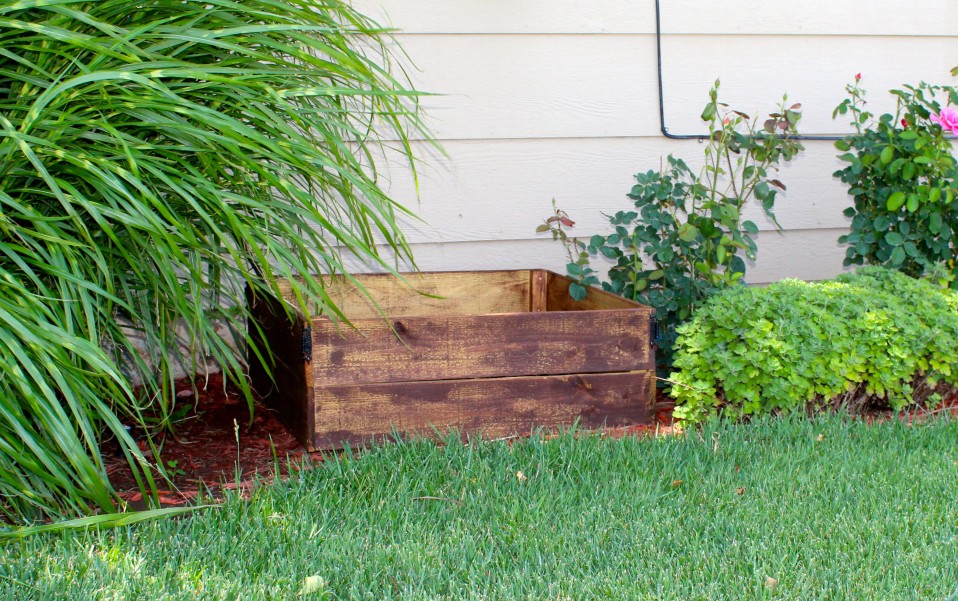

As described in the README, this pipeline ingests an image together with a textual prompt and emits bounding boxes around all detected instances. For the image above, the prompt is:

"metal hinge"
[649,313,658,348]
[302,324,312,363]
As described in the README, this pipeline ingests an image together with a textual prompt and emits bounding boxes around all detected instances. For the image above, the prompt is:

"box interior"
[278,270,645,320]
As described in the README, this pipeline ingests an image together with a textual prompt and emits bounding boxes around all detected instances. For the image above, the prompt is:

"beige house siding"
[356,0,958,283]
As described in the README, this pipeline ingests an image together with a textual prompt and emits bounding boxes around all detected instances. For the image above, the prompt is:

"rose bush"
[833,77,958,285]
[540,82,802,370]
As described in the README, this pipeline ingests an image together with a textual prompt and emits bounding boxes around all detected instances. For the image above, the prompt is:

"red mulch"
[102,375,956,509]
[104,374,309,509]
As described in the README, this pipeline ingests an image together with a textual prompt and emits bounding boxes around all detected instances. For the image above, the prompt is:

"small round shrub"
[670,267,958,423]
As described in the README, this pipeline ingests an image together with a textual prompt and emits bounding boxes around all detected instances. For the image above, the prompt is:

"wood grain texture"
[358,0,958,36]
[247,287,313,448]
[311,371,654,450]
[530,270,548,312]
[546,273,649,313]
[278,270,531,319]
[312,308,653,386]
[253,272,656,452]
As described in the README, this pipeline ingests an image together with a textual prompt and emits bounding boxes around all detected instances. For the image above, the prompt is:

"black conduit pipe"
[655,0,845,142]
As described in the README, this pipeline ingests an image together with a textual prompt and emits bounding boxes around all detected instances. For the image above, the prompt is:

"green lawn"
[3,414,958,600]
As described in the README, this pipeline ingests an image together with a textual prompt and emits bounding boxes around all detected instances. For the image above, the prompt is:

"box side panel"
[313,310,653,386]
[279,270,532,318]
[247,287,314,450]
[311,370,653,450]
[546,272,652,312]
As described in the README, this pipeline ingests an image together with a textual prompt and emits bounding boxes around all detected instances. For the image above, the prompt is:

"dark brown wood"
[312,310,653,386]
[530,269,548,312]
[247,287,313,448]
[546,272,647,312]
[249,270,657,452]
[311,371,653,450]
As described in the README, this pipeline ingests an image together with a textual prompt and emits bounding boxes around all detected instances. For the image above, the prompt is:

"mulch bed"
[104,374,308,509]
[103,374,956,509]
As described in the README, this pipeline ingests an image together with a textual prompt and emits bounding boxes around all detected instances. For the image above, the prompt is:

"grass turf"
[2,414,957,600]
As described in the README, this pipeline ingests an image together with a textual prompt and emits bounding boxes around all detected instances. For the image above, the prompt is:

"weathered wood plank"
[278,270,531,319]
[530,269,548,312]
[247,287,313,449]
[546,273,650,313]
[251,271,656,453]
[312,371,654,450]
[313,309,653,386]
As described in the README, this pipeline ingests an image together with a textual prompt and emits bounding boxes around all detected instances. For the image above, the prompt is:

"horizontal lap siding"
[356,0,958,36]
[379,138,855,241]
[357,0,958,282]
[657,36,958,136]
[391,35,956,141]
[337,230,852,285]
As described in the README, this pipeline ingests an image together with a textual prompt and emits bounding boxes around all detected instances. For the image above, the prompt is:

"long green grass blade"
[0,0,431,524]
[0,505,218,540]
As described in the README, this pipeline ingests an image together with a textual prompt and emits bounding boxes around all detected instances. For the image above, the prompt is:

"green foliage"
[671,267,958,423]
[833,77,958,283]
[0,0,428,523]
[540,82,802,365]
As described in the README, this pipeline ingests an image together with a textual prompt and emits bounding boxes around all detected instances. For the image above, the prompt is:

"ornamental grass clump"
[671,267,958,423]
[0,0,428,524]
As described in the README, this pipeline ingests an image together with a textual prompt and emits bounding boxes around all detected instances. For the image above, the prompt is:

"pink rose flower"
[931,107,958,135]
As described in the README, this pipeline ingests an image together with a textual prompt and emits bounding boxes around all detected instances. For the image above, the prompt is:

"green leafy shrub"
[833,77,958,284]
[0,0,428,523]
[540,82,802,366]
[671,267,958,423]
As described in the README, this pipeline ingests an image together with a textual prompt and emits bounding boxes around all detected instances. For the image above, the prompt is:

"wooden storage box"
[248,270,656,451]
